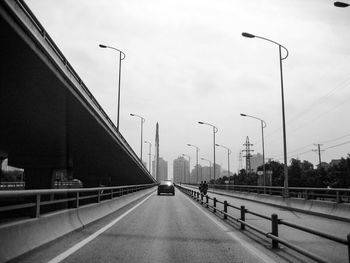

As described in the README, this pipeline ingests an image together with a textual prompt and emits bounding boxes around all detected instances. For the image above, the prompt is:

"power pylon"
[242,136,254,174]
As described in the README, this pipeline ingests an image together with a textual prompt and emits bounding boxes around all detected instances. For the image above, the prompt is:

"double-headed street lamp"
[242,32,289,197]
[144,140,152,173]
[201,157,212,182]
[99,44,126,130]
[182,154,191,183]
[130,114,145,163]
[334,2,349,7]
[198,122,218,183]
[240,113,267,191]
[187,144,200,184]
[215,144,231,183]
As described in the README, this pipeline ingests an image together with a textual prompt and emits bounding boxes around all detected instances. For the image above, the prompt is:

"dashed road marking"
[48,193,154,263]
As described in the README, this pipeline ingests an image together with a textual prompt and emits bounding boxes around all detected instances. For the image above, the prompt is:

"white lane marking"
[185,192,277,263]
[48,193,154,263]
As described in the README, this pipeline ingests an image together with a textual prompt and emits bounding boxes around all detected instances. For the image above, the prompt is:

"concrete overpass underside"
[0,1,155,188]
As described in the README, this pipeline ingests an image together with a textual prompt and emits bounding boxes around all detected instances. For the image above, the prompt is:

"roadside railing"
[0,184,156,221]
[207,184,350,203]
[177,184,350,263]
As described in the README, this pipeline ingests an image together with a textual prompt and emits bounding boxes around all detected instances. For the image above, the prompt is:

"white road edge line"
[184,191,277,263]
[48,193,154,263]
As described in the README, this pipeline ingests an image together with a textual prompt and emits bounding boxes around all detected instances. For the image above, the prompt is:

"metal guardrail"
[1,0,150,177]
[207,184,350,203]
[177,184,350,263]
[0,184,156,220]
[0,182,25,190]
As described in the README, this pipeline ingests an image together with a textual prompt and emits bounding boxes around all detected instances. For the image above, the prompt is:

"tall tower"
[242,136,254,174]
[155,122,160,182]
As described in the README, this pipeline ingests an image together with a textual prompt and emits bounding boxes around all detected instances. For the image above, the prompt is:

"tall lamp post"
[201,157,212,182]
[182,154,191,184]
[198,122,218,184]
[242,32,289,197]
[240,113,267,192]
[187,144,199,184]
[144,140,152,173]
[215,144,231,183]
[99,44,125,130]
[130,114,145,163]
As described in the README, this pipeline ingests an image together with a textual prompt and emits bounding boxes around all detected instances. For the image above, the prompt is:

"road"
[14,189,293,263]
[186,185,350,263]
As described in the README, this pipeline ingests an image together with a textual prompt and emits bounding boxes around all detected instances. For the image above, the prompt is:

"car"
[157,180,175,195]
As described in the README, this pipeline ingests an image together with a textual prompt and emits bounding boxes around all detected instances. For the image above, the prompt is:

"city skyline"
[25,0,350,178]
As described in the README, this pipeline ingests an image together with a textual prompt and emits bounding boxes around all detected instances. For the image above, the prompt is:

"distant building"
[190,164,202,184]
[250,153,263,172]
[330,159,342,167]
[200,163,221,183]
[152,157,168,181]
[173,156,189,183]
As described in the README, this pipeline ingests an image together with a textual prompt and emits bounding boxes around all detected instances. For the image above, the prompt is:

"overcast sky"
[26,0,350,177]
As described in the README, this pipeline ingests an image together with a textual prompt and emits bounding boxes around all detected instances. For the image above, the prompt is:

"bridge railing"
[207,184,350,203]
[177,184,350,263]
[0,184,157,222]
[6,0,149,176]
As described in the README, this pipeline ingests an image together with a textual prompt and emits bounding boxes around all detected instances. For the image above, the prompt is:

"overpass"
[0,0,156,188]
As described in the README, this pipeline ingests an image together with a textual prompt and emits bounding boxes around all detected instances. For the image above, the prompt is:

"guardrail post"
[213,197,217,213]
[98,190,101,203]
[347,233,350,263]
[206,195,209,208]
[240,205,245,230]
[271,214,279,249]
[305,190,308,200]
[34,194,40,218]
[75,192,79,208]
[224,201,228,219]
[336,191,341,203]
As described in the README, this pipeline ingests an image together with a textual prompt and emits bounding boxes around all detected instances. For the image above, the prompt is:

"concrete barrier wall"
[212,189,350,222]
[0,187,156,262]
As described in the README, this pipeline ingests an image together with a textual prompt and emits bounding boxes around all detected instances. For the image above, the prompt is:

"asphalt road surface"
[14,189,293,263]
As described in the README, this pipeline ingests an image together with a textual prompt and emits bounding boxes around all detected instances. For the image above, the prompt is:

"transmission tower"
[242,136,254,173]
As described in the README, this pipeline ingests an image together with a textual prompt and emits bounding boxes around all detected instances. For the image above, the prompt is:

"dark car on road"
[158,180,175,195]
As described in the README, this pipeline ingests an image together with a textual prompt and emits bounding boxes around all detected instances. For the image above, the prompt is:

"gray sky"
[26,0,350,177]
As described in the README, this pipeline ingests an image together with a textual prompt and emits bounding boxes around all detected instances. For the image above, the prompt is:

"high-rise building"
[250,153,263,172]
[158,157,168,181]
[190,164,202,184]
[173,156,189,183]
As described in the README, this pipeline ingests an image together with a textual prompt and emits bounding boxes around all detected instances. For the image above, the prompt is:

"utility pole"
[242,136,254,174]
[312,144,324,167]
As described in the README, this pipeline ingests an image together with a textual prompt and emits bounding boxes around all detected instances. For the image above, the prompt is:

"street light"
[334,2,349,7]
[187,144,200,184]
[240,113,267,192]
[130,113,145,163]
[198,121,218,184]
[215,144,231,183]
[144,140,152,173]
[201,157,212,182]
[242,32,289,197]
[182,154,191,184]
[99,44,125,130]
